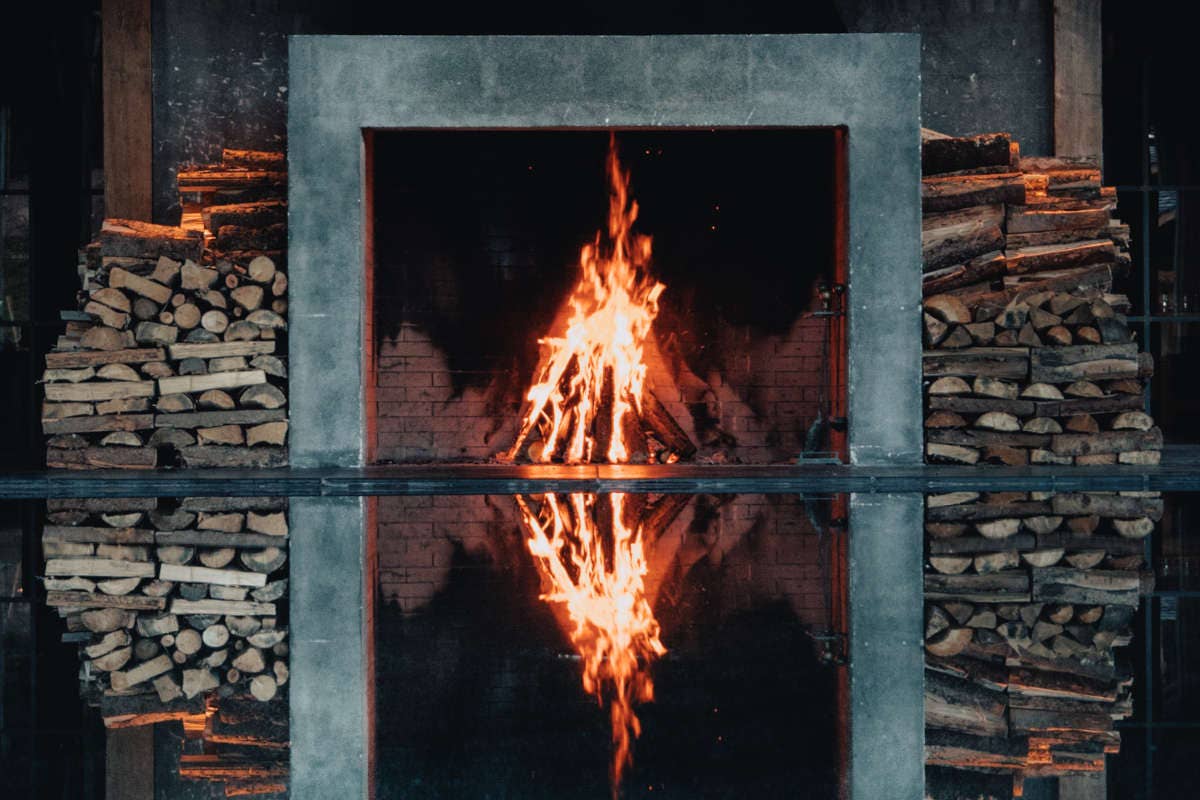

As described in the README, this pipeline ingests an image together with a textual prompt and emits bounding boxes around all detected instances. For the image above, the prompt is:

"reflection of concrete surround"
[288,34,924,799]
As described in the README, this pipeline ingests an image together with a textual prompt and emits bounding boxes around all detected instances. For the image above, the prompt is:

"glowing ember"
[516,492,665,795]
[504,135,665,463]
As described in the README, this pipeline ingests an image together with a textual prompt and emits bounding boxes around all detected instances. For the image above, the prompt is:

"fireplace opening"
[369,129,846,465]
[374,492,845,798]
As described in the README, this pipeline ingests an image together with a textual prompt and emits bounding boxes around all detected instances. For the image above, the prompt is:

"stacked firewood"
[921,131,1158,788]
[175,696,289,798]
[177,148,287,259]
[42,218,288,470]
[46,495,290,718]
[923,489,1153,783]
[41,149,292,799]
[921,131,1159,467]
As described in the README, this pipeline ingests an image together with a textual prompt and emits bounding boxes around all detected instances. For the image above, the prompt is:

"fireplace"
[287,34,924,800]
[370,129,843,465]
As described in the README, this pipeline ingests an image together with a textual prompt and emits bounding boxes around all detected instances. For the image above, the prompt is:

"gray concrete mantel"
[288,35,923,799]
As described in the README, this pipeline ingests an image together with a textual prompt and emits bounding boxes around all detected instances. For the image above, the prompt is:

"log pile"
[178,148,287,264]
[923,489,1152,784]
[47,496,289,720]
[921,131,1157,467]
[41,150,291,795]
[42,219,288,470]
[173,696,289,799]
[921,132,1156,787]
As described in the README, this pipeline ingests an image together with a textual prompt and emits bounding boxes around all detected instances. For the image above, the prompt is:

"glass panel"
[1155,495,1200,592]
[0,192,30,350]
[1,599,32,732]
[1152,728,1200,798]
[1149,322,1200,443]
[0,505,23,598]
[1155,597,1200,723]
[375,492,844,798]
[1106,726,1149,800]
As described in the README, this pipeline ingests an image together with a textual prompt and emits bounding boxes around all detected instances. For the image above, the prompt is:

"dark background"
[372,129,835,396]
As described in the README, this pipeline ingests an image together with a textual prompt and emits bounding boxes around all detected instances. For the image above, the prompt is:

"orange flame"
[516,492,665,794]
[505,135,665,463]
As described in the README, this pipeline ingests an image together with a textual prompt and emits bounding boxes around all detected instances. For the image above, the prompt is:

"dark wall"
[149,0,1056,222]
[150,0,340,222]
[837,0,1054,155]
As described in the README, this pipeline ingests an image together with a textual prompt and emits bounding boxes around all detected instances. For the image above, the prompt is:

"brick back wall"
[372,315,829,463]
[375,494,832,630]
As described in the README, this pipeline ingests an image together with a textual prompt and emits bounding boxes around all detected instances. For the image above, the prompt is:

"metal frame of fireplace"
[287,35,924,799]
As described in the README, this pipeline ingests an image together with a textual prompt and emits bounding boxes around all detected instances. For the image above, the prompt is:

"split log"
[925,670,1009,737]
[923,205,1005,272]
[923,173,1025,213]
[926,627,974,657]
[923,348,1029,379]
[1007,206,1112,234]
[169,599,276,616]
[1051,429,1163,456]
[101,219,203,262]
[45,592,164,611]
[1031,568,1141,607]
[47,447,157,470]
[46,558,155,578]
[923,252,1007,296]
[158,369,266,396]
[109,654,174,691]
[1006,240,1116,276]
[156,530,284,549]
[203,200,286,233]
[42,414,154,435]
[107,267,173,305]
[925,571,1031,602]
[153,409,286,429]
[159,563,268,588]
[44,381,155,402]
[639,390,697,458]
[178,446,287,468]
[923,133,1013,175]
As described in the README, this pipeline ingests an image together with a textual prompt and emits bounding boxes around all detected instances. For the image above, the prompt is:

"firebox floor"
[4,445,1200,497]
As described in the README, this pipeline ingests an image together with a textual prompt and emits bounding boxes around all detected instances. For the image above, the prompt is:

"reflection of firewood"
[639,390,696,459]
[638,494,692,543]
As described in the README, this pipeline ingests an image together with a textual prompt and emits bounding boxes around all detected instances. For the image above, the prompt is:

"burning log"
[504,136,701,466]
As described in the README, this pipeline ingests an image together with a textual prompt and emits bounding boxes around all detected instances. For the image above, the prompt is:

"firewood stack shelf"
[40,149,291,797]
[921,131,1158,787]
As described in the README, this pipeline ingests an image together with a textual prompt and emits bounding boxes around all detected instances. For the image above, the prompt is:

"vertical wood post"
[102,0,153,220]
[1053,0,1104,160]
[106,726,154,800]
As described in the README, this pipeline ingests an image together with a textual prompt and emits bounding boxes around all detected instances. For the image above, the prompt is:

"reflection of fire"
[505,136,666,464]
[516,493,666,795]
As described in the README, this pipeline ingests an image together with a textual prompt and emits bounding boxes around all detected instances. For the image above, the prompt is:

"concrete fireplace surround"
[288,35,923,799]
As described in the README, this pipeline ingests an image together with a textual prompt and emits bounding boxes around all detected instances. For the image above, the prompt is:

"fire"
[508,136,668,793]
[505,135,665,463]
[516,492,665,794]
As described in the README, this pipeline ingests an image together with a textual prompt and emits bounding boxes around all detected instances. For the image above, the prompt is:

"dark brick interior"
[370,130,840,463]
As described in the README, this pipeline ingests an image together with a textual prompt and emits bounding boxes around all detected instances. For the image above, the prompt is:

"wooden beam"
[1053,0,1104,160]
[1059,767,1107,799]
[106,725,154,800]
[102,0,152,220]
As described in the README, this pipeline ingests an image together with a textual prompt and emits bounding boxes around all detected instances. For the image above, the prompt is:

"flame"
[516,492,665,794]
[505,135,665,463]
